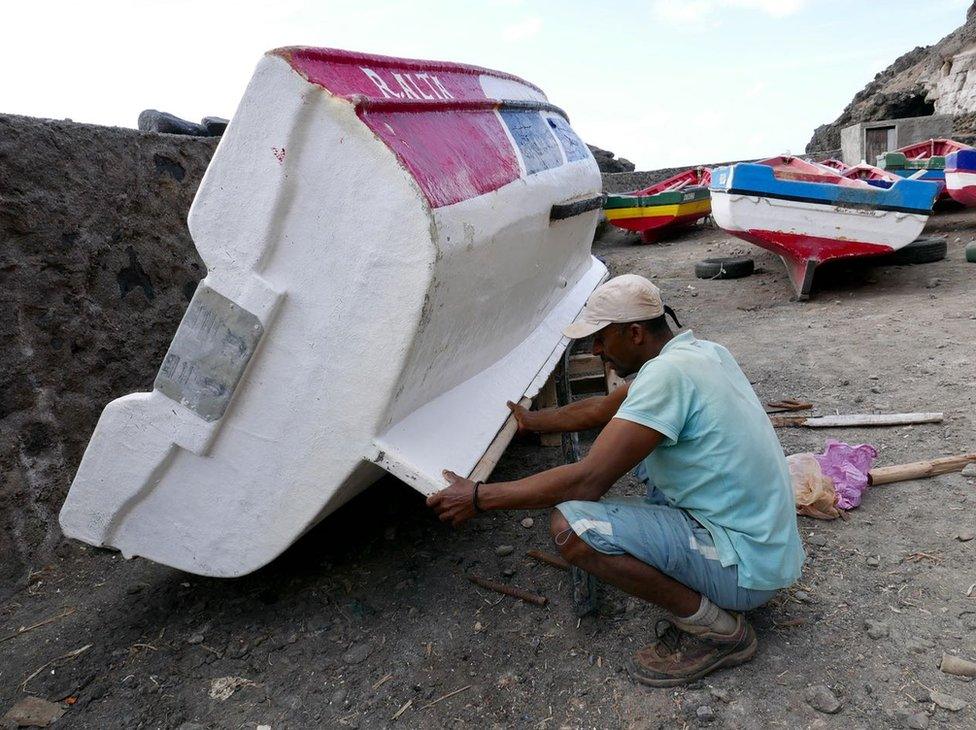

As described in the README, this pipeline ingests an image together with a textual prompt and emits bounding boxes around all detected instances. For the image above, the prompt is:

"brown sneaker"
[628,615,757,688]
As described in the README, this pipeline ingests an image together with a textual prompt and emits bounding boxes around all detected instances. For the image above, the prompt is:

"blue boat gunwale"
[946,148,976,173]
[709,163,938,215]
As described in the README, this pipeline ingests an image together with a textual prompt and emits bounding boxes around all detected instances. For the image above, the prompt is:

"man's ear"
[628,322,645,344]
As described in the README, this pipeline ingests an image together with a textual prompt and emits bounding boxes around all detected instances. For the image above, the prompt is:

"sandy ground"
[2,211,975,729]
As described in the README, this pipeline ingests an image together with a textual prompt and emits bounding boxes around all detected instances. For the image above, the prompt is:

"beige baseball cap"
[562,274,665,339]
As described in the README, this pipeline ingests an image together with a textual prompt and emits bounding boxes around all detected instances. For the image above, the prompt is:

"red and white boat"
[945,149,976,206]
[710,156,940,299]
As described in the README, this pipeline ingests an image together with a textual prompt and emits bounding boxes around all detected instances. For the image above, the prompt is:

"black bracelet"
[472,481,485,514]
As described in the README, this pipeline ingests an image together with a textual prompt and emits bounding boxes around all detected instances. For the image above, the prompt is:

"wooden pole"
[466,574,548,606]
[526,549,570,571]
[771,412,944,428]
[869,453,976,486]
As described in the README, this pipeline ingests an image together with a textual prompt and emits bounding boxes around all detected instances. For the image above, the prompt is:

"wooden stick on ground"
[526,549,570,572]
[468,396,532,483]
[467,574,548,606]
[869,453,976,486]
[771,412,944,428]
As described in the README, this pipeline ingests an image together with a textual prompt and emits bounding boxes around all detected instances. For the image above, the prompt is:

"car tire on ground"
[694,256,755,280]
[880,237,947,265]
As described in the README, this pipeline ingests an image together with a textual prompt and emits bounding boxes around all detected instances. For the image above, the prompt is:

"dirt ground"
[2,211,975,729]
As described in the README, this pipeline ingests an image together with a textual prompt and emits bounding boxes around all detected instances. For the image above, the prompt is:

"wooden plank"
[468,396,532,483]
[771,412,944,428]
[869,453,976,486]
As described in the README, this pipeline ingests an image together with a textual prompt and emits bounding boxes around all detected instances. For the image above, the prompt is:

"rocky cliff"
[808,2,976,152]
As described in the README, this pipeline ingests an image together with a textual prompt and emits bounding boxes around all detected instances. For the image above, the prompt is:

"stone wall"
[600,150,842,193]
[0,114,216,597]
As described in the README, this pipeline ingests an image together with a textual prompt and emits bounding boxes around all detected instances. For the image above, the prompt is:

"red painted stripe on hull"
[729,229,894,264]
[609,211,707,234]
[948,185,976,206]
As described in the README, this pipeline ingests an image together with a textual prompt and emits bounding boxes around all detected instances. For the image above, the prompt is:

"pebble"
[695,705,715,723]
[474,621,484,632]
[929,689,968,711]
[804,684,842,714]
[906,638,935,654]
[495,545,515,557]
[794,590,812,603]
[342,643,371,665]
[907,712,930,729]
[187,633,205,645]
[864,619,890,640]
[925,277,941,289]
[521,518,534,529]
[956,531,975,542]
[808,534,828,547]
[330,688,348,705]
[502,567,516,577]
[866,556,880,567]
[0,697,65,727]
[960,463,976,478]
[709,687,731,703]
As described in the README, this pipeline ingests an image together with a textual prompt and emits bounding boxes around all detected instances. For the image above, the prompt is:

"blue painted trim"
[499,109,563,175]
[946,149,976,172]
[709,164,938,215]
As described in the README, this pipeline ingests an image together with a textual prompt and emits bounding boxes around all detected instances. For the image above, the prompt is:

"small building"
[840,114,954,166]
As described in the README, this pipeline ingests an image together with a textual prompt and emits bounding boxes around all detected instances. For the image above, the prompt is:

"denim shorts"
[555,489,777,611]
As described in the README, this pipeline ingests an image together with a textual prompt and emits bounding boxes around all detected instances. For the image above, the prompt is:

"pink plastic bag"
[812,439,878,510]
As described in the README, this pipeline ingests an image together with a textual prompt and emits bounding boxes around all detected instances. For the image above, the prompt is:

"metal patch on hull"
[154,285,263,422]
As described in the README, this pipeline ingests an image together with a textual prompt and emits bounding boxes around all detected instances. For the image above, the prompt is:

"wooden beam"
[869,453,976,486]
[468,396,532,483]
[771,412,944,428]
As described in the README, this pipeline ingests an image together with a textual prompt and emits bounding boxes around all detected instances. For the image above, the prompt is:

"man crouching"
[426,274,804,686]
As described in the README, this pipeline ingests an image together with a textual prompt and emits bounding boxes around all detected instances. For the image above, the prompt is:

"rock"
[520,517,534,529]
[808,534,828,547]
[342,643,371,665]
[495,545,515,557]
[906,638,935,654]
[187,633,205,645]
[794,590,812,603]
[1,697,65,727]
[906,712,930,729]
[201,116,230,136]
[330,688,348,705]
[474,621,484,632]
[177,724,207,730]
[960,463,976,478]
[502,567,516,577]
[137,109,208,136]
[929,689,968,711]
[864,619,890,639]
[695,705,715,723]
[804,684,842,714]
[925,277,942,289]
[866,556,880,567]
[709,687,731,703]
[209,676,256,701]
[956,530,975,542]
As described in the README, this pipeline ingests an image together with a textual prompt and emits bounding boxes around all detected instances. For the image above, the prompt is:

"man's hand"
[507,400,538,434]
[426,470,479,526]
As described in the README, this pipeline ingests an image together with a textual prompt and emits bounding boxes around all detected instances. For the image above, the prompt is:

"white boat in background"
[59,47,607,577]
[710,156,939,299]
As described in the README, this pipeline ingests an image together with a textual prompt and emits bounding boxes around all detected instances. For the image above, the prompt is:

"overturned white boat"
[60,47,607,577]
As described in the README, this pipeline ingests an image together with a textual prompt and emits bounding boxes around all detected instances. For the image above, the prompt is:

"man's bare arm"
[427,417,661,525]
[507,381,631,434]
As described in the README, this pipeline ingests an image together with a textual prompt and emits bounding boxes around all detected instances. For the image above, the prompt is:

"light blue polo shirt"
[614,330,804,591]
